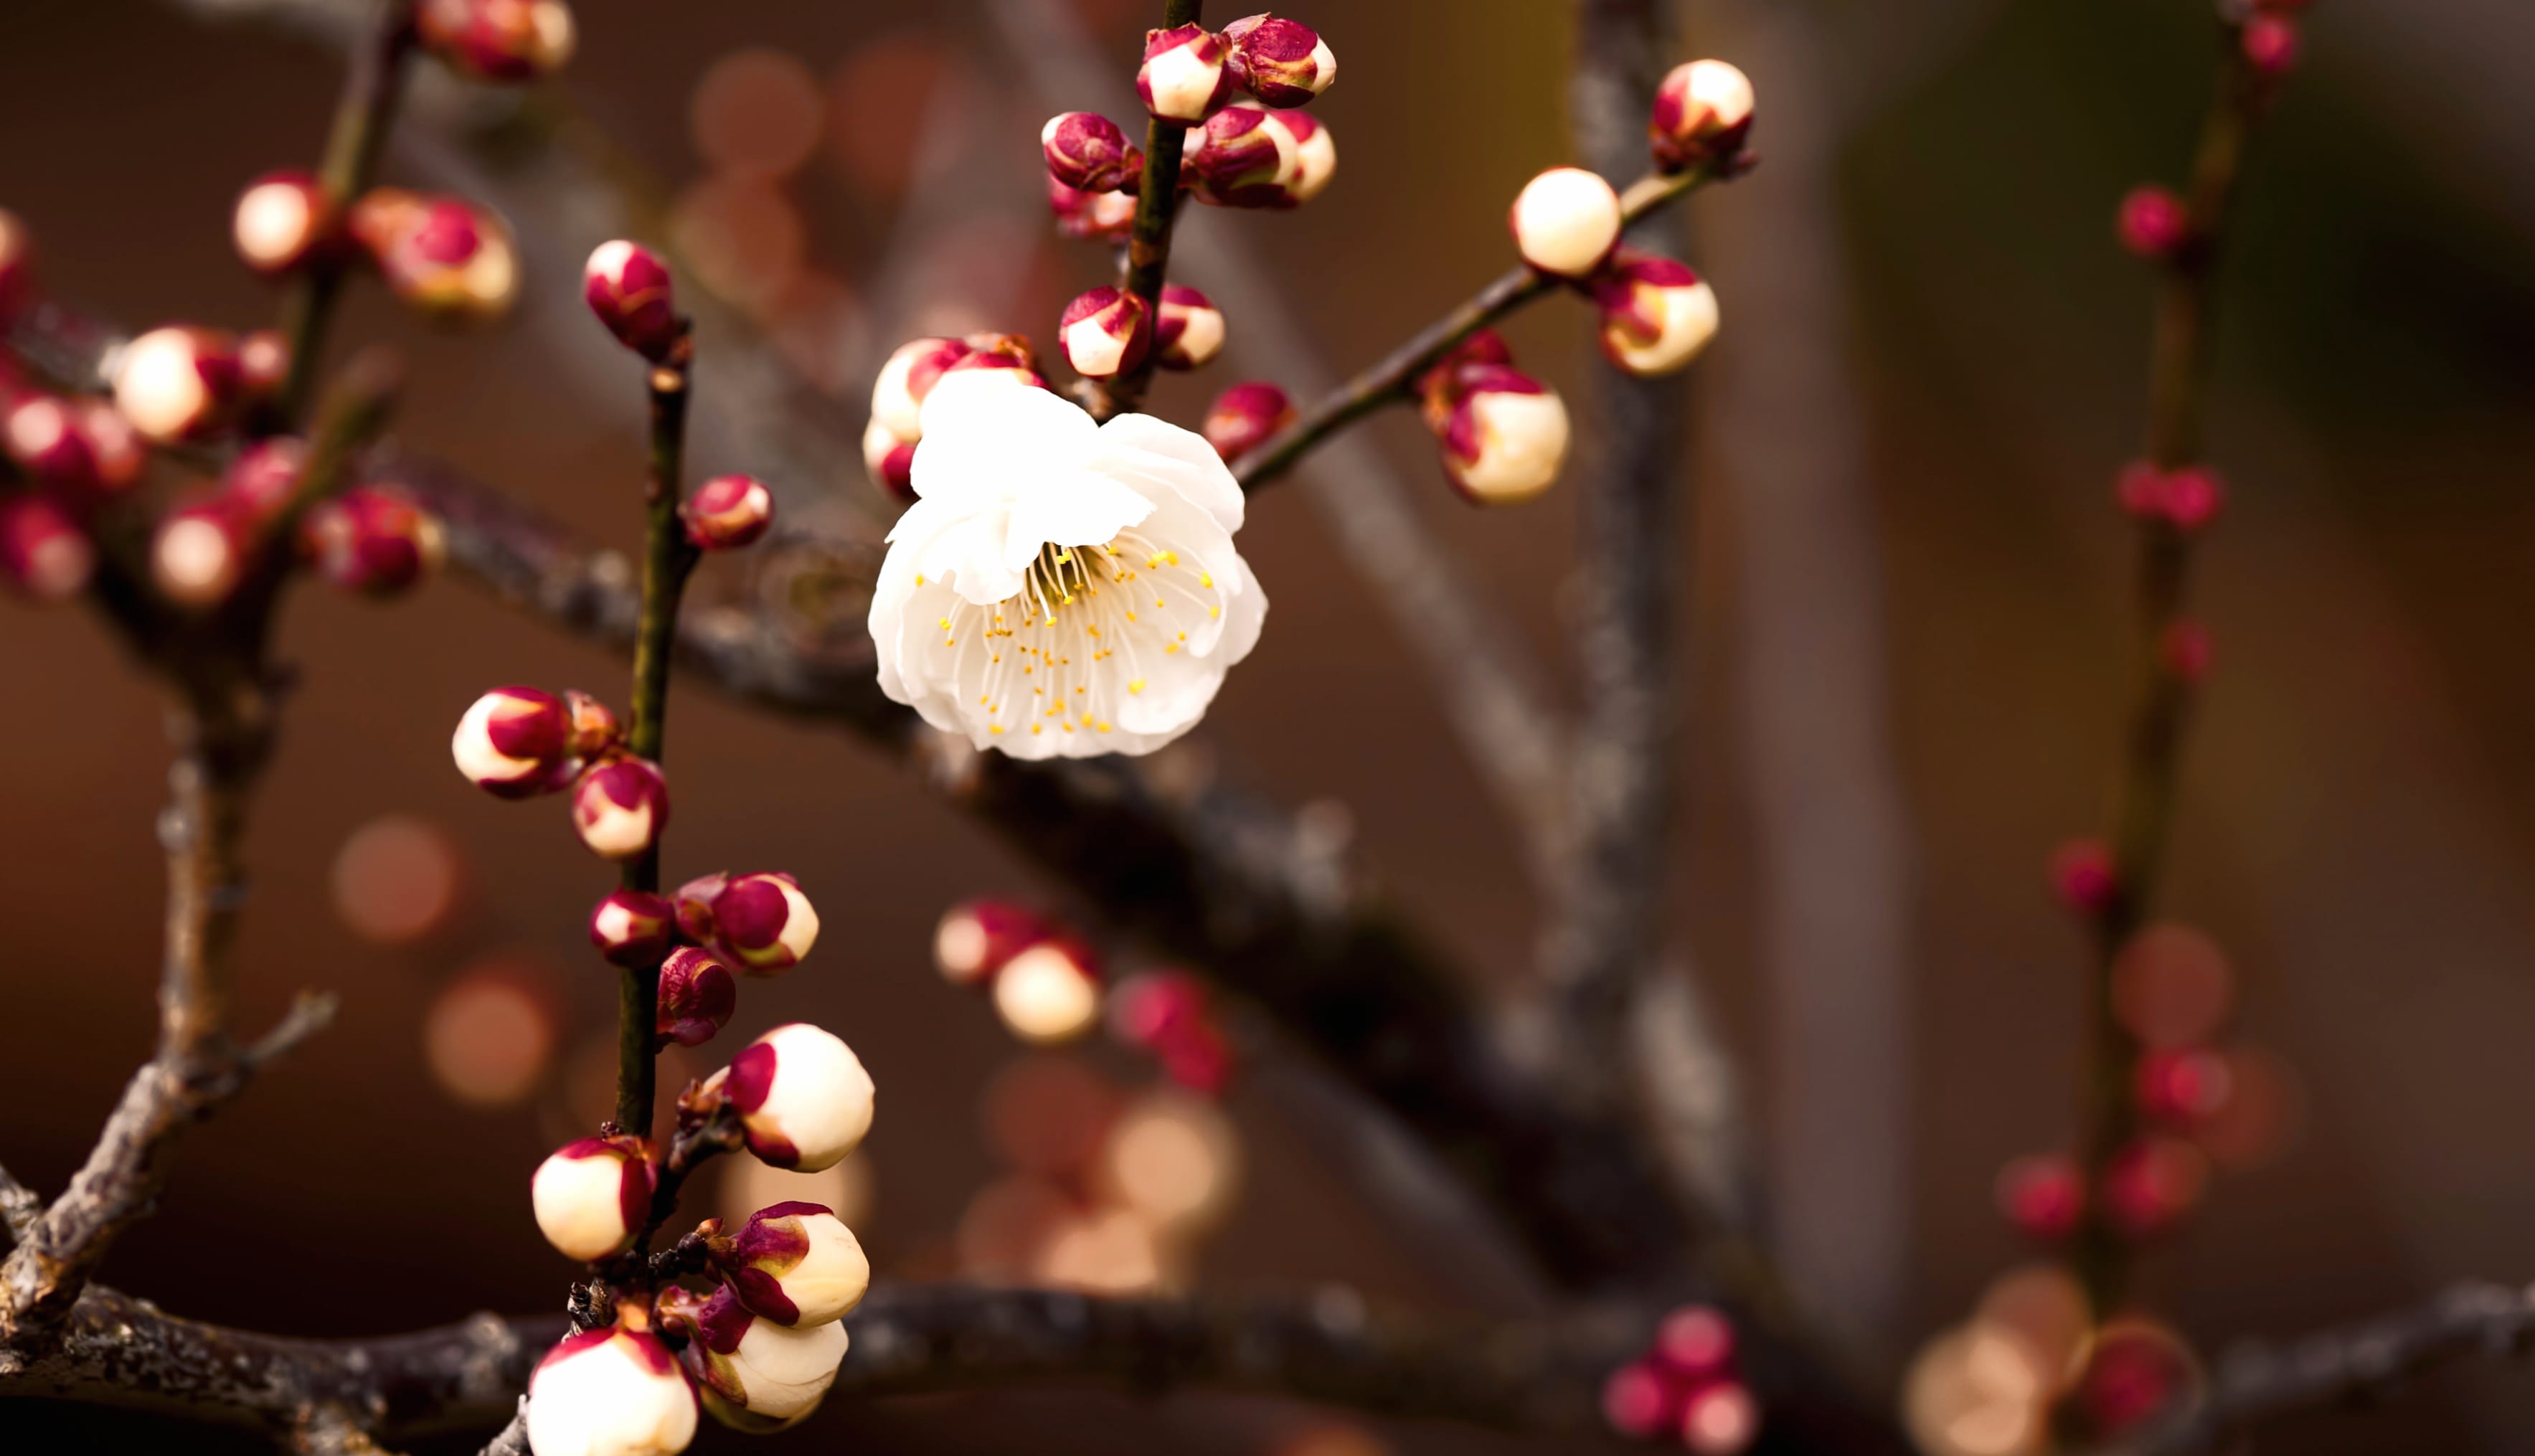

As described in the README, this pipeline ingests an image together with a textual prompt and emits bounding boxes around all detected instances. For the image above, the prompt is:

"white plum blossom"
[869,373,1266,759]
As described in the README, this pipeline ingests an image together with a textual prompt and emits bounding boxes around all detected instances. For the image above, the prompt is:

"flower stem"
[1232,161,1725,494]
[1084,0,1202,421]
[2072,19,2271,1318]
[614,327,698,1140]
[270,0,417,431]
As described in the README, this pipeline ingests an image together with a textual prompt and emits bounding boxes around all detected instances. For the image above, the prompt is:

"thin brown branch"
[1082,0,1203,420]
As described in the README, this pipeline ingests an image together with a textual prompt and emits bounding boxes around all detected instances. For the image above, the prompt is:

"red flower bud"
[150,499,250,607]
[657,947,739,1048]
[933,899,1046,987]
[582,240,680,361]
[942,334,1045,389]
[220,438,307,529]
[300,485,443,597]
[1996,1152,2085,1241]
[1222,14,1335,108]
[871,336,973,439]
[2102,1135,2209,1238]
[682,473,773,550]
[530,1135,655,1262]
[1651,59,1755,174]
[1202,381,1292,462]
[2116,184,2192,261]
[526,1318,695,1456]
[1435,366,1569,506]
[2134,1046,2232,1125]
[1153,285,1226,370]
[1653,1304,1737,1379]
[2240,14,2300,77]
[571,757,670,861]
[1108,970,1207,1048]
[1137,23,1232,123]
[1509,166,1622,278]
[113,325,245,445]
[588,887,674,968]
[1184,103,1333,209]
[4,395,144,495]
[1590,247,1719,375]
[453,686,577,798]
[232,170,337,277]
[2050,837,2118,917]
[722,1022,875,1173]
[712,871,821,975]
[1040,112,1144,194]
[1057,286,1153,380]
[2114,461,2226,532]
[715,1201,871,1328]
[1601,1361,1684,1440]
[0,495,93,603]
[351,189,519,323]
[415,0,577,82]
[1047,176,1138,242]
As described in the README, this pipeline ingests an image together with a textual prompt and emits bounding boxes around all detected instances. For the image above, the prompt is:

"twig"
[271,0,417,427]
[1231,165,1723,495]
[2072,6,2277,1316]
[1082,0,1202,420]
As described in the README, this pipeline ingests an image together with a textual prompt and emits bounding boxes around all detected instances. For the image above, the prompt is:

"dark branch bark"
[1082,0,1203,420]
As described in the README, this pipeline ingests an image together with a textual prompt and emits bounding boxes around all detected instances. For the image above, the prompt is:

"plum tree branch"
[1083,0,1203,420]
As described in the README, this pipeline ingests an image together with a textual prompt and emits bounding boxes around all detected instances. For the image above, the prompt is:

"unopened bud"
[1650,58,1755,174]
[1413,329,1516,432]
[1138,23,1232,123]
[351,189,519,323]
[151,501,249,607]
[2117,185,2191,261]
[934,899,1046,987]
[571,757,670,861]
[232,170,336,277]
[2050,837,2118,917]
[5,395,145,494]
[1041,113,1144,194]
[113,325,244,445]
[682,473,773,550]
[1656,1305,1738,1378]
[1185,103,1333,208]
[530,1135,655,1262]
[453,686,576,798]
[657,946,739,1048]
[2240,14,2300,77]
[524,1317,696,1456]
[1047,176,1139,242]
[1602,1360,1684,1440]
[861,419,917,503]
[2134,1046,2232,1125]
[2115,461,2225,532]
[1058,286,1153,380]
[0,209,29,323]
[1681,1382,1760,1456]
[583,240,680,361]
[1202,381,1292,462]
[871,336,973,440]
[589,888,674,968]
[1222,14,1335,108]
[1436,367,1569,506]
[219,438,307,529]
[0,496,93,603]
[2102,1135,2209,1238]
[715,1201,871,1328]
[416,0,577,82]
[1590,247,1718,375]
[722,1022,876,1173]
[301,485,443,596]
[1996,1152,2085,1241]
[1509,166,1622,278]
[712,871,820,975]
[992,937,1103,1045]
[661,1284,848,1432]
[671,872,730,944]
[1153,284,1226,370]
[563,689,620,758]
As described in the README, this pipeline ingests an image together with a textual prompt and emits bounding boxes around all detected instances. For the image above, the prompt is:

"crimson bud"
[350,189,519,323]
[1590,247,1719,374]
[711,871,821,975]
[239,329,291,400]
[220,438,307,528]
[1435,366,1569,505]
[2050,837,2118,917]
[113,326,244,444]
[2240,14,2300,77]
[571,757,670,861]
[2117,184,2191,261]
[657,947,739,1048]
[416,0,577,82]
[1650,59,1755,173]
[682,473,773,550]
[582,240,680,361]
[4,395,144,494]
[529,1135,655,1262]
[933,899,1046,986]
[301,486,443,596]
[2134,1046,2232,1125]
[2102,1135,2209,1238]
[1153,285,1225,370]
[1057,286,1152,380]
[1995,1152,2084,1241]
[1222,14,1335,108]
[232,170,336,277]
[1602,1361,1684,1440]
[1137,23,1232,123]
[1041,113,1143,195]
[671,871,730,945]
[588,887,675,968]
[0,495,93,603]
[1653,1304,1737,1379]
[1185,103,1333,208]
[714,1201,871,1328]
[1201,381,1292,462]
[452,686,576,798]
[1509,166,1623,278]
[861,420,918,503]
[721,1022,876,1173]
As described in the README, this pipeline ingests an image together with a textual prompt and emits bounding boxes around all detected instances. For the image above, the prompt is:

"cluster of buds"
[346,189,519,323]
[1057,287,1151,380]
[0,493,94,603]
[1184,102,1335,209]
[1137,14,1333,124]
[2115,460,2226,534]
[1504,167,1721,378]
[935,899,1105,1046]
[1108,970,1234,1095]
[1415,331,1571,506]
[451,685,669,859]
[646,1203,869,1429]
[1601,1305,1762,1453]
[415,0,577,82]
[585,872,818,1042]
[1042,112,1145,194]
[1648,59,1755,174]
[5,389,146,497]
[863,334,1046,501]
[1201,380,1291,463]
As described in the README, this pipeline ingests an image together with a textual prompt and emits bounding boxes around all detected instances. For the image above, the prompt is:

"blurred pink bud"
[682,473,773,550]
[529,1134,654,1262]
[571,757,670,861]
[1047,176,1138,242]
[871,336,973,439]
[1509,166,1623,278]
[2161,619,2214,686]
[2135,1046,2233,1125]
[1651,59,1754,173]
[715,1201,871,1328]
[526,1319,695,1456]
[672,871,732,944]
[301,486,443,597]
[2050,837,2119,917]
[992,936,1104,1045]
[1681,1381,1760,1455]
[452,686,575,798]
[416,0,577,82]
[1057,286,1152,380]
[239,330,291,400]
[562,689,620,759]
[1185,103,1333,208]
[722,1022,875,1172]
[1590,247,1719,375]
[1601,1360,1683,1440]
[2116,184,2192,261]
[2240,14,2300,77]
[220,438,307,529]
[1435,366,1569,506]
[934,899,1046,987]
[1996,1152,2085,1241]
[1653,1305,1737,1379]
[1108,970,1207,1049]
[1222,14,1335,108]
[861,419,918,503]
[1153,285,1226,371]
[150,500,250,607]
[1137,23,1232,123]
[2102,1135,2209,1238]
[0,496,93,603]
[1413,329,1516,432]
[351,189,519,323]
[5,395,145,494]
[712,871,821,975]
[113,326,244,445]
[232,170,337,277]
[657,946,739,1048]
[588,887,675,968]
[1202,380,1292,462]
[1040,112,1144,194]
[582,240,680,361]
[2078,1322,2193,1437]
[2163,466,2225,532]
[0,208,29,323]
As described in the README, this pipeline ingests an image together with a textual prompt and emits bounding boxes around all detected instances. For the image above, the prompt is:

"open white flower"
[869,373,1266,759]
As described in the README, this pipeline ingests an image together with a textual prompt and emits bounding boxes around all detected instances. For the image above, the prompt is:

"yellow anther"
[1129,679,1146,694]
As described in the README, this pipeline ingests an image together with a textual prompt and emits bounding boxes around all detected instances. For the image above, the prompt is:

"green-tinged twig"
[2071,18,2275,1317]
[1232,164,1722,494]
[613,327,697,1140]
[270,0,418,429]
[1083,0,1203,421]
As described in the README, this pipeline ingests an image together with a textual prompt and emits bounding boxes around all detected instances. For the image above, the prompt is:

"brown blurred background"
[5,0,2535,1450]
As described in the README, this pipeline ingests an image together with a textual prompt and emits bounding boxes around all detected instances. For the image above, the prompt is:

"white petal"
[1097,411,1246,532]
[912,374,1095,505]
